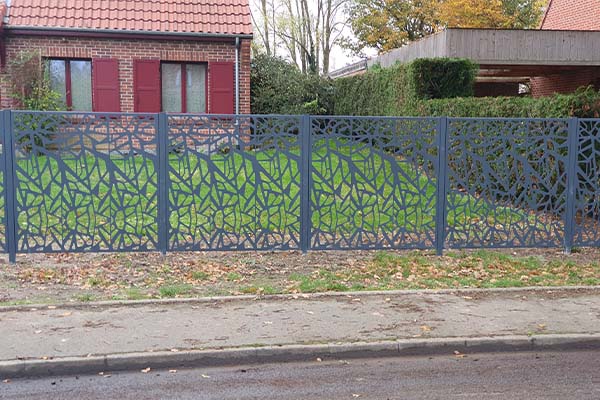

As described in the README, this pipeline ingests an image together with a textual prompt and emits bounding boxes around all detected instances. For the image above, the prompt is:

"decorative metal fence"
[1,110,599,262]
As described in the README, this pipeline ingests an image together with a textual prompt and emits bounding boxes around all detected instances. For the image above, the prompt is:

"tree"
[344,0,545,56]
[251,0,349,74]
[438,0,546,29]
[346,0,441,54]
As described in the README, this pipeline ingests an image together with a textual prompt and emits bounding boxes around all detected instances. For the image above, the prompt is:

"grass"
[158,284,194,298]
[283,250,600,292]
[12,141,532,248]
[4,249,600,306]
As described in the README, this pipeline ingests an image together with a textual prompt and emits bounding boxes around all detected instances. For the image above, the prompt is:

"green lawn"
[11,141,532,249]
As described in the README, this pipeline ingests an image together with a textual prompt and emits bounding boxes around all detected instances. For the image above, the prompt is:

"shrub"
[405,58,478,100]
[333,58,478,116]
[411,87,600,118]
[251,53,334,115]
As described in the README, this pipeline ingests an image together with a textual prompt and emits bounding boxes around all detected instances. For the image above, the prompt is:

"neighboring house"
[531,0,600,96]
[329,0,600,98]
[0,0,252,114]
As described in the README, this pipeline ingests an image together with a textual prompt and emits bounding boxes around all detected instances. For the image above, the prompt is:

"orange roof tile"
[6,0,253,36]
[541,0,600,30]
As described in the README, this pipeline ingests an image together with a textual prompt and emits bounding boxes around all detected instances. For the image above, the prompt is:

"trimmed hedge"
[333,58,478,116]
[412,87,600,118]
[406,58,477,100]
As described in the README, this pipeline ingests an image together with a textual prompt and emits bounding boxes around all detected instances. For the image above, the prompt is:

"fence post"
[564,117,579,254]
[3,110,17,263]
[435,116,449,256]
[157,112,169,256]
[299,115,312,253]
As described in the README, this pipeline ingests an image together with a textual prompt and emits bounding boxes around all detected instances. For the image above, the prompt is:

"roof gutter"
[4,25,253,40]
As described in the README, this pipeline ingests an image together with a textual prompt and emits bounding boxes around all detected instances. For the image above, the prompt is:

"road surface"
[3,350,600,399]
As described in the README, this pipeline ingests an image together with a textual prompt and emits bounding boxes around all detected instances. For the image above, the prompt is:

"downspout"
[235,37,240,115]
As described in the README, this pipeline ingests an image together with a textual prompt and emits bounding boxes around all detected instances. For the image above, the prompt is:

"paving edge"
[2,333,600,379]
[2,285,600,313]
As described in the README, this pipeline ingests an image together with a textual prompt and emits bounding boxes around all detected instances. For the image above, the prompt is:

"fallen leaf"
[141,368,151,373]
[352,394,361,398]
[61,312,72,317]
[170,348,179,352]
[47,306,57,310]
[201,374,210,378]
[454,351,466,358]
[420,325,432,332]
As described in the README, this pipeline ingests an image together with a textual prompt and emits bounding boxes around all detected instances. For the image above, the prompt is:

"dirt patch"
[0,247,599,306]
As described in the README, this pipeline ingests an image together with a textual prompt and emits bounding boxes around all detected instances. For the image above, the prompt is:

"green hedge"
[406,58,477,100]
[412,87,600,118]
[251,54,335,115]
[333,58,478,116]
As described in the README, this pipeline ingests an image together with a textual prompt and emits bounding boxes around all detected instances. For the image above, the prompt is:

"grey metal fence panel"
[167,114,302,251]
[0,111,6,253]
[11,111,159,252]
[3,111,600,258]
[445,118,569,248]
[574,119,600,247]
[309,116,439,250]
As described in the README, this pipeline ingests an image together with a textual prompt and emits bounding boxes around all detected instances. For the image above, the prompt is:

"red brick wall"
[0,34,251,114]
[530,68,600,97]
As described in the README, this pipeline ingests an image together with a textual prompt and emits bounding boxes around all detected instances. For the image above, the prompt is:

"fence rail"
[1,110,599,262]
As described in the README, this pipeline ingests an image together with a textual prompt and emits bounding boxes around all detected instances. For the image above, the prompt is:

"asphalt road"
[3,350,600,399]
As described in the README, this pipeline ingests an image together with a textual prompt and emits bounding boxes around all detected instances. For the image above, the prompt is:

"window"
[161,63,207,113]
[47,59,92,111]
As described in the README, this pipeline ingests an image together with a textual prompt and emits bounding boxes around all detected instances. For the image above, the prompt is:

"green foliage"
[7,50,64,111]
[334,63,408,115]
[412,87,600,118]
[6,50,65,153]
[406,58,477,100]
[251,53,334,115]
[333,58,478,116]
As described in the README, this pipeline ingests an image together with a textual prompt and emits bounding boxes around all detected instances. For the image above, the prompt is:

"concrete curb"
[2,285,600,313]
[2,333,600,379]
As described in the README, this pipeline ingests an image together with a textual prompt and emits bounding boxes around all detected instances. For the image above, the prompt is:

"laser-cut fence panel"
[1,112,599,260]
[11,111,159,252]
[309,117,439,250]
[445,118,569,248]
[575,119,600,246]
[167,115,302,251]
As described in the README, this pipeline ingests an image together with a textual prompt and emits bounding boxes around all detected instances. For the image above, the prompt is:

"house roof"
[4,0,253,37]
[541,0,600,30]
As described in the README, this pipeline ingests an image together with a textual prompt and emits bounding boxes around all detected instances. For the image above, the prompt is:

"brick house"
[531,0,600,96]
[0,0,252,114]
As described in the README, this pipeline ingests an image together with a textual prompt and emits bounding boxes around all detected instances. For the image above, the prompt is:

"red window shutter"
[134,60,161,113]
[92,59,120,112]
[209,62,234,114]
